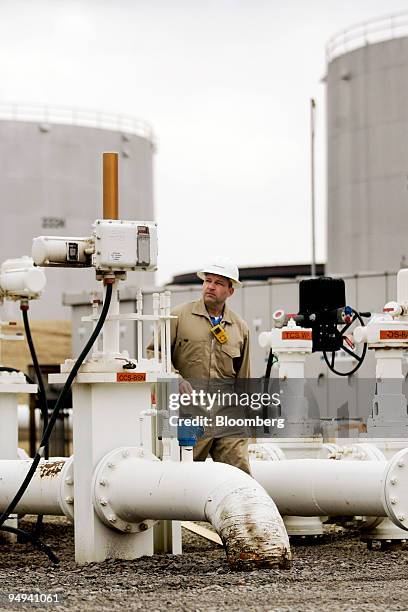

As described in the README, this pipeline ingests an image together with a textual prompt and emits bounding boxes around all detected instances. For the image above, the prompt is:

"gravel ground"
[1,517,408,612]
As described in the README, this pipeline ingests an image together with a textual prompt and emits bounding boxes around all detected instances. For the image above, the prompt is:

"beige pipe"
[103,152,119,220]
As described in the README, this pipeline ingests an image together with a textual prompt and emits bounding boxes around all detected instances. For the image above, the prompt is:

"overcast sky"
[1,0,407,284]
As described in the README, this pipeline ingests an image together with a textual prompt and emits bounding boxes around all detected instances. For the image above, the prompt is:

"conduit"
[250,448,408,530]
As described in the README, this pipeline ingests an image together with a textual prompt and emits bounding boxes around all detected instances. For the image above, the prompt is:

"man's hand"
[179,379,193,395]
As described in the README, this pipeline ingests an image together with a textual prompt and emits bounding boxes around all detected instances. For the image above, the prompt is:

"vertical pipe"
[103,152,119,220]
[310,98,316,277]
[0,394,18,459]
[397,269,408,303]
[136,289,143,363]
[153,293,159,363]
[181,447,194,462]
[165,291,171,374]
[91,295,100,358]
[102,279,120,356]
[159,293,166,371]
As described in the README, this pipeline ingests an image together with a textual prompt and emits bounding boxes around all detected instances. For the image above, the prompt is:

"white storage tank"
[0,104,155,319]
[326,13,408,275]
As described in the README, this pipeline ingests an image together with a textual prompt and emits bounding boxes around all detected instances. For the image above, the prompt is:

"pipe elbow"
[204,468,291,571]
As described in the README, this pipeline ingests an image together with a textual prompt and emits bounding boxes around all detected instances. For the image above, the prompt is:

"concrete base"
[361,517,408,547]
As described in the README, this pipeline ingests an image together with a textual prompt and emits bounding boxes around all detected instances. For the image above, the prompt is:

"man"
[165,256,251,474]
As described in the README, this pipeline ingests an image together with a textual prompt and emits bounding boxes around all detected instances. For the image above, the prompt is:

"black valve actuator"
[298,277,346,352]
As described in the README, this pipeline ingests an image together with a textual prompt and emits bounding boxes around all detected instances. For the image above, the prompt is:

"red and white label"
[116,372,147,382]
[379,330,408,340]
[282,330,312,341]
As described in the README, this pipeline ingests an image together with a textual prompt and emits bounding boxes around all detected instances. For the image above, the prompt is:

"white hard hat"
[197,256,242,287]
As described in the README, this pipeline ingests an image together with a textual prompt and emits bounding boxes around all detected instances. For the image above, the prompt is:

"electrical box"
[92,220,158,272]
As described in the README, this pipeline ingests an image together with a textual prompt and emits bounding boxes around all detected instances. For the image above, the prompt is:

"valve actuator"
[266,277,370,376]
[298,277,347,352]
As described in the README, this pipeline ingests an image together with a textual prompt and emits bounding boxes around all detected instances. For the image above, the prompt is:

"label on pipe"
[282,331,312,340]
[380,330,408,340]
[116,372,147,382]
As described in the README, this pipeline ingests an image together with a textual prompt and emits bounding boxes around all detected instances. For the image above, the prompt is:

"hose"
[262,349,277,434]
[0,525,59,564]
[21,306,49,459]
[0,281,113,562]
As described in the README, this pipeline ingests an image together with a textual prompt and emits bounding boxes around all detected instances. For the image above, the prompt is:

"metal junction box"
[93,220,158,272]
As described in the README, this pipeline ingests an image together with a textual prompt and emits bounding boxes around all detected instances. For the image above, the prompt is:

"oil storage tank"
[326,12,408,275]
[0,104,155,320]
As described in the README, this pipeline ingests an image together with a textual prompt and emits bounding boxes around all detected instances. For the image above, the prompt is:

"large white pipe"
[252,459,384,515]
[251,448,408,531]
[92,449,291,570]
[0,458,73,518]
[4,450,408,535]
[0,452,291,570]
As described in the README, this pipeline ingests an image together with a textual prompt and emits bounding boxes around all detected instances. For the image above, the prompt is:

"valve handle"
[323,307,367,377]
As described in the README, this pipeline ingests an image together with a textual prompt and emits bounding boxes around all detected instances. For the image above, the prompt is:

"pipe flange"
[383,447,408,531]
[318,443,343,459]
[319,442,385,462]
[58,456,74,521]
[352,443,386,462]
[248,443,286,461]
[93,447,159,534]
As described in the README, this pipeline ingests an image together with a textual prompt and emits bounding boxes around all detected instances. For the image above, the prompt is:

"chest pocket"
[220,343,242,376]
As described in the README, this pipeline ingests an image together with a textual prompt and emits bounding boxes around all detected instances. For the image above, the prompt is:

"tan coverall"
[149,297,251,474]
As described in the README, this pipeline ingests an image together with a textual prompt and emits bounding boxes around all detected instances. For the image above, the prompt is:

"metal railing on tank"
[326,11,408,63]
[0,102,155,146]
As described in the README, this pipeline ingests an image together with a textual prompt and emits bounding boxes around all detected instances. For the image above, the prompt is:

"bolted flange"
[58,456,74,521]
[383,448,408,531]
[92,447,159,534]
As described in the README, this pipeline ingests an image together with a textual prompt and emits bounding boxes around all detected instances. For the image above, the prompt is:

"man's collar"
[192,298,233,324]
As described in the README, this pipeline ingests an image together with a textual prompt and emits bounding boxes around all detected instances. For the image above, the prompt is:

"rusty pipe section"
[93,454,291,570]
[0,458,73,518]
[205,481,291,570]
[103,152,119,220]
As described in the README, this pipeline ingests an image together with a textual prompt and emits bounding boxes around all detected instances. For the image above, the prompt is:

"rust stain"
[39,460,66,478]
[207,487,292,571]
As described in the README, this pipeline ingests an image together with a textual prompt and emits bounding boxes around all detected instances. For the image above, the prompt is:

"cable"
[21,305,50,539]
[264,349,275,381]
[262,349,278,434]
[0,525,59,564]
[0,281,113,562]
[22,306,49,459]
